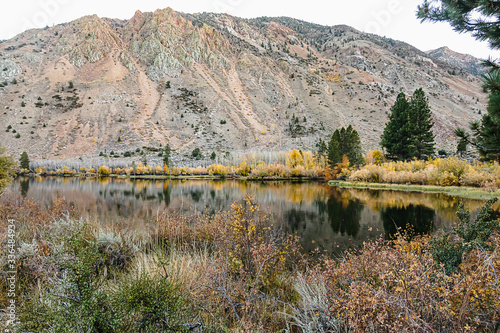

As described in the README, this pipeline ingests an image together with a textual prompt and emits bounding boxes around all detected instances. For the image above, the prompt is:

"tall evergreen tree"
[456,137,467,156]
[328,129,342,167]
[163,144,171,167]
[316,138,328,163]
[418,1,500,162]
[381,92,411,160]
[344,125,364,165]
[19,151,30,170]
[407,88,435,159]
[456,71,500,161]
[381,90,435,160]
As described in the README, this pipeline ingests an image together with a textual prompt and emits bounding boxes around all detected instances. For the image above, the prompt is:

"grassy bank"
[0,195,499,332]
[329,180,500,200]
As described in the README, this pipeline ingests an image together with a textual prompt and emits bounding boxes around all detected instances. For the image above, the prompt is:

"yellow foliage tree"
[303,151,315,170]
[286,149,304,168]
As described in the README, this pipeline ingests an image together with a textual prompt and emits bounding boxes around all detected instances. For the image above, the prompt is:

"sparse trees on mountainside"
[418,0,500,162]
[381,89,435,160]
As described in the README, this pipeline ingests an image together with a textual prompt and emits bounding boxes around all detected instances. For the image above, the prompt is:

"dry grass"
[350,157,500,189]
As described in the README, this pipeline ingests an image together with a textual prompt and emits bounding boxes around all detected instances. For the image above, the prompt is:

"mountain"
[0,8,487,162]
[426,46,485,76]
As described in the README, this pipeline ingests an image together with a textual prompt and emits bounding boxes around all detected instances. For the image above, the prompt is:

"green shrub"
[430,198,499,275]
[430,232,464,275]
[114,272,189,332]
[192,148,202,160]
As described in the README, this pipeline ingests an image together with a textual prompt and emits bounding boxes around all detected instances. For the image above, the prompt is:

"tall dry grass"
[350,157,500,189]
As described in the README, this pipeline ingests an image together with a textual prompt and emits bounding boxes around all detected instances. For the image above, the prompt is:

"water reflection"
[381,205,435,239]
[19,178,29,198]
[326,188,362,237]
[6,177,493,255]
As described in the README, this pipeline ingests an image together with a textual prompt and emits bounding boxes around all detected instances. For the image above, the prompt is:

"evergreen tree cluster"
[324,125,363,167]
[381,88,435,160]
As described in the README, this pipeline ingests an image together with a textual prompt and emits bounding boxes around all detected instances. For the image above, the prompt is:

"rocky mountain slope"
[0,8,487,161]
[427,46,485,76]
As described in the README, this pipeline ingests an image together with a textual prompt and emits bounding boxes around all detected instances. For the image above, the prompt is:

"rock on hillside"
[0,8,487,161]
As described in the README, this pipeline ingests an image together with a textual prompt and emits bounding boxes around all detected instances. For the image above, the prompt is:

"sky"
[1,0,498,60]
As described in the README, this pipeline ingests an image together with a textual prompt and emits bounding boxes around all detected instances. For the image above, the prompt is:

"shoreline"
[328,180,500,200]
[17,173,327,182]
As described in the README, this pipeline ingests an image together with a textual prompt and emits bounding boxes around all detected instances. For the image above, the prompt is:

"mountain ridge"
[0,8,487,162]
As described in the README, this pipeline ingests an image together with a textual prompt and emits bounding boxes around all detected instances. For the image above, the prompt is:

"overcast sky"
[1,0,498,59]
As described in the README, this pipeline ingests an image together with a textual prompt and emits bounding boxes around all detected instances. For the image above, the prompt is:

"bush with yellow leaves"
[97,165,110,176]
[349,157,500,188]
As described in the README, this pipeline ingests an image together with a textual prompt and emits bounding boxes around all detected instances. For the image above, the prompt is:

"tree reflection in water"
[382,204,435,239]
[19,177,30,198]
[326,187,363,237]
[8,178,490,256]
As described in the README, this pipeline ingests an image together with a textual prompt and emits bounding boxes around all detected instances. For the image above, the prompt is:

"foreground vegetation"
[0,194,499,332]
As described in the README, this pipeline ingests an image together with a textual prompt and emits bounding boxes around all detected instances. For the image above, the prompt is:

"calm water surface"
[6,177,491,254]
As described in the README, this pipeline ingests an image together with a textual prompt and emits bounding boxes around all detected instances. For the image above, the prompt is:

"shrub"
[192,148,202,160]
[430,198,499,275]
[154,165,163,175]
[97,166,110,176]
[238,161,251,176]
[207,164,227,177]
[291,165,305,177]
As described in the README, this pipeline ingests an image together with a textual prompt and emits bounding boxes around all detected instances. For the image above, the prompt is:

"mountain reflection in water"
[7,177,492,254]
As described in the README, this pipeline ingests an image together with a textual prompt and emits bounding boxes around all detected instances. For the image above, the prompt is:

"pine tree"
[316,138,328,164]
[381,92,411,160]
[407,88,435,159]
[345,125,364,165]
[417,1,500,50]
[456,137,467,156]
[19,151,30,170]
[456,71,500,161]
[418,0,500,162]
[316,138,327,156]
[327,130,342,167]
[163,144,171,167]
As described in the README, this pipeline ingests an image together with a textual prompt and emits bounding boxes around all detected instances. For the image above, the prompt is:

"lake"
[6,176,491,255]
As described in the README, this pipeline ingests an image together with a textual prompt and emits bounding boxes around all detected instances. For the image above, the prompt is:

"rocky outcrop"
[427,47,485,76]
